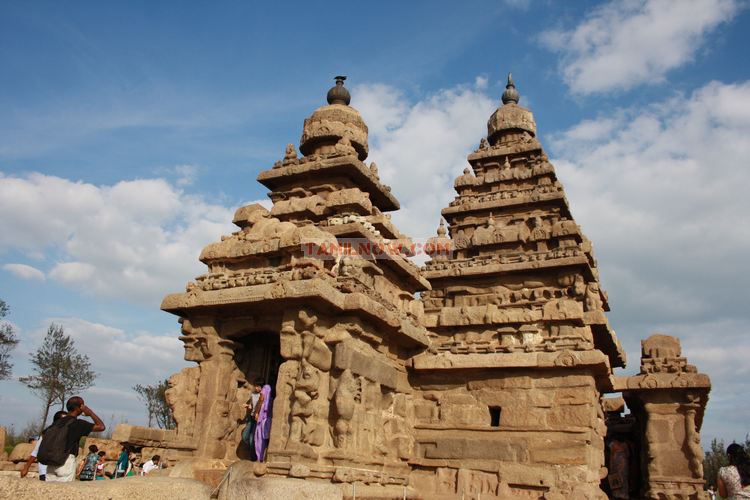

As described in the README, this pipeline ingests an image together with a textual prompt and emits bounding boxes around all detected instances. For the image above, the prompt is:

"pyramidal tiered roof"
[418,74,626,371]
[163,76,430,348]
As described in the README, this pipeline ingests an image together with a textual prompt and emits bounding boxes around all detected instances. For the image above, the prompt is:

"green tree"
[704,438,728,489]
[0,299,19,380]
[20,323,97,432]
[133,379,175,429]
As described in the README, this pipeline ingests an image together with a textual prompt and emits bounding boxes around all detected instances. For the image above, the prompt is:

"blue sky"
[1,0,749,445]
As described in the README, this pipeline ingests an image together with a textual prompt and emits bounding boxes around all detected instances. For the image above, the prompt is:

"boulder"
[8,443,35,463]
[220,477,343,500]
[83,437,121,461]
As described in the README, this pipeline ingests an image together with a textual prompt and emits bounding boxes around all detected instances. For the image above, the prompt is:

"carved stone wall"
[408,368,607,499]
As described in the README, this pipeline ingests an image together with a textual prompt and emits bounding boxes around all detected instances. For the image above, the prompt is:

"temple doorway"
[234,332,282,461]
[236,332,282,390]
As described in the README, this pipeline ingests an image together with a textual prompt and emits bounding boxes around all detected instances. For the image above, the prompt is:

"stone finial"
[437,219,447,237]
[284,143,298,161]
[640,334,696,374]
[426,219,452,260]
[487,72,536,142]
[327,76,351,106]
[299,76,368,160]
[502,73,520,105]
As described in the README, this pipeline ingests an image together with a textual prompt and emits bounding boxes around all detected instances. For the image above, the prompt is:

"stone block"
[547,405,594,428]
[223,477,343,500]
[333,340,402,389]
[9,442,34,462]
[529,438,587,465]
[421,437,524,461]
[554,387,595,406]
[0,460,17,471]
[83,437,122,461]
[112,423,134,442]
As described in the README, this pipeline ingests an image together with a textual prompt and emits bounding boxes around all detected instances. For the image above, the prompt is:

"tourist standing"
[39,397,105,482]
[718,443,750,499]
[254,383,273,462]
[242,379,263,460]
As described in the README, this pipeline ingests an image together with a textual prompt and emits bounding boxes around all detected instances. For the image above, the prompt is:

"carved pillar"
[181,317,243,459]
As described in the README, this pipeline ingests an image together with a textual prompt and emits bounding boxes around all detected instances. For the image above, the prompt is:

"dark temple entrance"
[236,332,282,389]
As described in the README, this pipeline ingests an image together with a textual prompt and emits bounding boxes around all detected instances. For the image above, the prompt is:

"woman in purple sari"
[254,384,273,461]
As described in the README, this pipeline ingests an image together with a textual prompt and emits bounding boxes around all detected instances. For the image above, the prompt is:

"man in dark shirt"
[46,396,105,482]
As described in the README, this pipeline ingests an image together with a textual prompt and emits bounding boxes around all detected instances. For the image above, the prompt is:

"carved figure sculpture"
[289,362,321,443]
[284,143,298,161]
[333,369,356,448]
[166,367,199,438]
[584,282,603,311]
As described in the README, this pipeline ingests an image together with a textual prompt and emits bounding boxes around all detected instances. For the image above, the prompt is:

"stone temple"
[115,75,711,499]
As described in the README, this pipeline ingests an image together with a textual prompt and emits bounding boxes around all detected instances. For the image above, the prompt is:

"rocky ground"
[0,475,213,500]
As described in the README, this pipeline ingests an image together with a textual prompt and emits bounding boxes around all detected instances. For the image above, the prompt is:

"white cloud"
[0,173,236,305]
[355,80,496,247]
[155,164,200,187]
[2,263,45,281]
[39,317,186,383]
[540,0,740,94]
[1,316,190,429]
[551,80,750,442]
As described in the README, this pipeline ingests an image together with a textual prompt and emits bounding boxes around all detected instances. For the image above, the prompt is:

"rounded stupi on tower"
[487,72,537,145]
[299,76,369,161]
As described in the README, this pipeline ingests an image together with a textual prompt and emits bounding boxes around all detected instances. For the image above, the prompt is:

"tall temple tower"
[408,74,626,498]
[109,74,711,500]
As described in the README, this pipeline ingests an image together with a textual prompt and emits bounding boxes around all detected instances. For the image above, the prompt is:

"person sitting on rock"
[77,444,99,481]
[95,451,107,479]
[141,454,161,475]
[114,445,130,478]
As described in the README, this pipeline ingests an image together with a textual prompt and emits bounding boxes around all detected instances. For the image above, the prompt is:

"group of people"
[240,379,273,462]
[17,381,274,485]
[19,395,160,482]
[75,444,160,480]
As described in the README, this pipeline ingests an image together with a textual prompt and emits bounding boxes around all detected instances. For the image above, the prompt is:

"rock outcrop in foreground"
[0,476,211,500]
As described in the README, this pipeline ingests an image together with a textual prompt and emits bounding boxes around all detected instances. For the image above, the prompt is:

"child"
[95,451,107,480]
